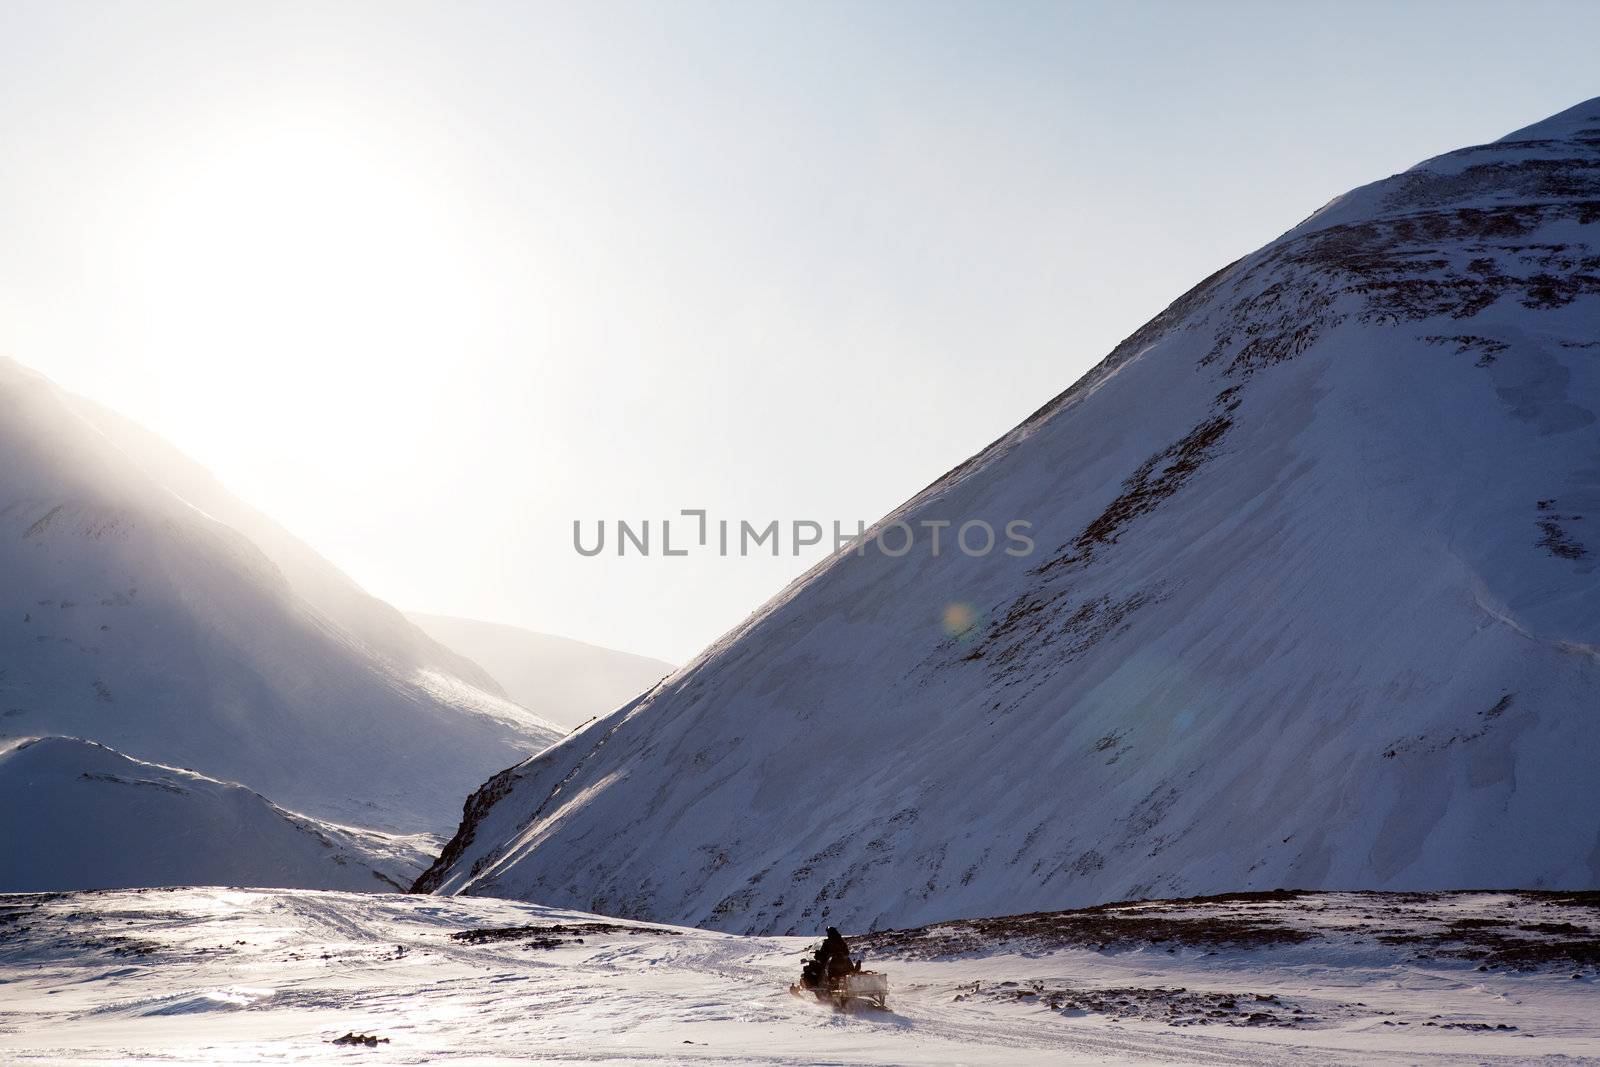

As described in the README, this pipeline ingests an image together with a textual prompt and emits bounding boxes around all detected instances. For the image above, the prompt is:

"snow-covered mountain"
[407,613,673,729]
[417,99,1600,933]
[0,357,561,838]
[0,736,430,892]
[71,399,510,697]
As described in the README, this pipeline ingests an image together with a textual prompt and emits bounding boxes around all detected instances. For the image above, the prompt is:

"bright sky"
[2,1,1596,663]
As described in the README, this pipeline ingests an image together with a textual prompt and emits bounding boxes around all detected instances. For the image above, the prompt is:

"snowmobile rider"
[800,927,860,989]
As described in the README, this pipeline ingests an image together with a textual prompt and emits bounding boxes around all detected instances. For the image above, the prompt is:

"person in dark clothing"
[800,927,859,989]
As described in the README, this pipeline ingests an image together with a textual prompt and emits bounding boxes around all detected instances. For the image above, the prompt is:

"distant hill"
[407,614,673,730]
[0,736,432,892]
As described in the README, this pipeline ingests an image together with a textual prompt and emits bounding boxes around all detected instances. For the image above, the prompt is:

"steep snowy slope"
[0,358,560,836]
[0,737,429,892]
[419,99,1600,933]
[407,613,673,729]
[71,399,510,698]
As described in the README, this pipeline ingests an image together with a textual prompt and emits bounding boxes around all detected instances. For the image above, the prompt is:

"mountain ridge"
[0,357,561,840]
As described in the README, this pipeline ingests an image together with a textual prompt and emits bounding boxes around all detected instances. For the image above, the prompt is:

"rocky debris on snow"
[449,920,680,949]
[969,980,1342,1028]
[330,1031,390,1047]
[859,889,1600,981]
[858,891,1316,959]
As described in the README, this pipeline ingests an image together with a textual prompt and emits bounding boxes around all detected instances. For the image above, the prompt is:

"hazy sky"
[2,1,1596,663]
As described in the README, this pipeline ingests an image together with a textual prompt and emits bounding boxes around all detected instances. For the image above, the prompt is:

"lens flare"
[941,601,978,638]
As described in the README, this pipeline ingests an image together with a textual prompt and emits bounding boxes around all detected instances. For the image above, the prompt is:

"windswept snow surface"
[0,357,561,839]
[407,613,674,729]
[0,737,430,893]
[421,98,1600,932]
[1,888,1597,1064]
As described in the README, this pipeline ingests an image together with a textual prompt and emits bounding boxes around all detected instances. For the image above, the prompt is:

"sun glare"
[114,113,488,463]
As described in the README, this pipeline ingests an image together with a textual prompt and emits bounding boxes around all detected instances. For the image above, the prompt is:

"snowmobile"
[789,969,890,1011]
